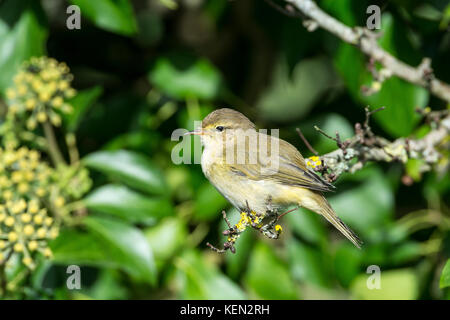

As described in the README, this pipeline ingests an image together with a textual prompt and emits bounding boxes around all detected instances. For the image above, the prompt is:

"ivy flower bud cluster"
[5,56,76,131]
[0,199,58,269]
[0,147,52,200]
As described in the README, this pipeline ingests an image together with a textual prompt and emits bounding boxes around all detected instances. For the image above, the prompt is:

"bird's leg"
[259,224,283,239]
[254,199,283,240]
[207,200,285,254]
[277,206,299,220]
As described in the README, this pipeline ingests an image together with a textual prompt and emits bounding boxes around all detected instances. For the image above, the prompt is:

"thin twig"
[311,109,450,182]
[296,128,318,155]
[263,0,303,18]
[314,125,337,142]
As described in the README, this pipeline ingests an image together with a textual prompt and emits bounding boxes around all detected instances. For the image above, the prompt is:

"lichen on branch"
[304,108,450,183]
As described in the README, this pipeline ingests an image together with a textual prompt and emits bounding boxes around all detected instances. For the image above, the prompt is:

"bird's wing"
[229,134,334,193]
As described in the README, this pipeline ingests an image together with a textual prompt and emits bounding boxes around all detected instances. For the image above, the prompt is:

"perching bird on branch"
[186,108,363,248]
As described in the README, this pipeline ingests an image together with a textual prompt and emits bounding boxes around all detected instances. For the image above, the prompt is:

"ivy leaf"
[176,250,247,300]
[70,0,137,36]
[288,239,331,287]
[332,10,429,137]
[193,182,228,221]
[440,259,450,289]
[83,216,156,284]
[84,184,173,224]
[244,243,298,299]
[65,86,103,132]
[83,150,167,195]
[51,221,157,285]
[149,56,222,100]
[0,0,47,94]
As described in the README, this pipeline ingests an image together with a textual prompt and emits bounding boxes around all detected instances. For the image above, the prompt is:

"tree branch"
[283,0,450,102]
[309,108,450,182]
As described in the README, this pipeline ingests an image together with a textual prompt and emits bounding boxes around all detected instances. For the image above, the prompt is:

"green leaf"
[66,86,103,132]
[144,217,188,267]
[244,243,298,299]
[70,0,137,36]
[332,13,428,137]
[84,184,173,224]
[314,114,354,153]
[176,250,247,300]
[334,243,363,287]
[0,0,47,94]
[366,77,428,137]
[440,259,450,289]
[83,216,156,284]
[329,168,394,236]
[285,207,327,245]
[350,269,419,300]
[193,183,228,221]
[51,226,156,285]
[83,150,166,195]
[390,241,422,265]
[149,57,222,100]
[288,239,330,287]
[86,269,128,300]
[50,229,113,265]
[257,56,338,122]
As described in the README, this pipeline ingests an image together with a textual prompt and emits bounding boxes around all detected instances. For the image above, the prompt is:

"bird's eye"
[216,126,224,132]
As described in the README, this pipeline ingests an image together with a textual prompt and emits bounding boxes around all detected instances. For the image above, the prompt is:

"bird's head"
[185,108,256,148]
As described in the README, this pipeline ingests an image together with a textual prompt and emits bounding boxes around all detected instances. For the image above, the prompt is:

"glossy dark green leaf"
[51,223,156,285]
[83,150,167,195]
[288,239,330,287]
[50,229,112,265]
[70,0,137,36]
[66,86,103,132]
[333,243,363,287]
[329,168,394,236]
[244,243,298,299]
[83,216,156,284]
[390,241,422,265]
[149,57,222,100]
[84,184,173,224]
[176,250,246,300]
[193,183,228,221]
[257,57,338,122]
[440,259,450,289]
[0,0,47,94]
[331,11,428,137]
[285,207,327,245]
[145,217,188,268]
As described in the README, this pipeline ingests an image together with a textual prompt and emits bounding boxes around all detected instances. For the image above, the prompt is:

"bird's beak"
[184,130,203,136]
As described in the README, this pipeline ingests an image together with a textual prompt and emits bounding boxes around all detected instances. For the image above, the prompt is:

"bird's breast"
[200,149,288,214]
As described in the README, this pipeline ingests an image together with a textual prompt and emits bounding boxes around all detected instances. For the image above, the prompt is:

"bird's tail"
[298,193,363,248]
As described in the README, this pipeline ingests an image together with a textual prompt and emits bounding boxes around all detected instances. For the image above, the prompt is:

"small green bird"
[186,108,362,248]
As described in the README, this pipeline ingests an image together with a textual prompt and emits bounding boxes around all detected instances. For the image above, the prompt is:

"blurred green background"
[0,0,449,300]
